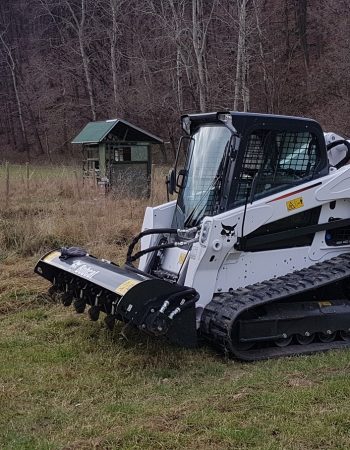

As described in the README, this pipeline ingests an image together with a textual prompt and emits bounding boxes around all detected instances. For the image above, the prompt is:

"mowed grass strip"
[1,301,350,450]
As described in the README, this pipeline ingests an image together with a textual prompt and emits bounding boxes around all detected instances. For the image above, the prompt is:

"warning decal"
[286,197,304,211]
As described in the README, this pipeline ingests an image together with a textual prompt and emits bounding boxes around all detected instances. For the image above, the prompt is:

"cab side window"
[233,129,320,204]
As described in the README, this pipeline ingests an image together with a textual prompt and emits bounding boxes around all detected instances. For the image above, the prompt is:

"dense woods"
[0,0,349,162]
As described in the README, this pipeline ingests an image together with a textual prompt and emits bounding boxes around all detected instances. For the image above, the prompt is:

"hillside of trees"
[0,0,349,162]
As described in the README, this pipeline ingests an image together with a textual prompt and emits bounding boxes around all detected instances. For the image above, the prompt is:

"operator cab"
[170,112,329,229]
[155,112,329,282]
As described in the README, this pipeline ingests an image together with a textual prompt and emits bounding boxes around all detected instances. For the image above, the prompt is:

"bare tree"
[192,0,216,112]
[253,0,272,112]
[0,28,30,160]
[65,0,96,120]
[109,0,122,114]
[234,0,250,111]
[0,0,347,161]
[39,0,97,121]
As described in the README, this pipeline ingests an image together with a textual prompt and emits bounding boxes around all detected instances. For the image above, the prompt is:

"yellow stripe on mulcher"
[319,301,332,307]
[115,279,141,296]
[43,251,61,262]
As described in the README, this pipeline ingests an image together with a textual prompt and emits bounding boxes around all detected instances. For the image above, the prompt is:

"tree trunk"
[253,0,270,112]
[21,85,45,155]
[65,0,96,121]
[79,32,96,121]
[2,38,30,160]
[176,48,183,111]
[110,0,119,114]
[242,51,249,111]
[192,0,206,112]
[234,0,248,111]
[296,0,309,70]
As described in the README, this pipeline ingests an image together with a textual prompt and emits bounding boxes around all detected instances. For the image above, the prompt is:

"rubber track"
[200,253,350,361]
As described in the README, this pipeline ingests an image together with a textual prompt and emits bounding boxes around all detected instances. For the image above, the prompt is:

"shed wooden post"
[99,143,106,178]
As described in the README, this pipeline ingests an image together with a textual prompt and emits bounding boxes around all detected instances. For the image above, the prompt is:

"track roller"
[318,331,336,343]
[340,330,350,341]
[295,333,315,345]
[274,335,293,347]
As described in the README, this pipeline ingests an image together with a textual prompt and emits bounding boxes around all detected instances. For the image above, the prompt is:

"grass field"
[1,164,350,450]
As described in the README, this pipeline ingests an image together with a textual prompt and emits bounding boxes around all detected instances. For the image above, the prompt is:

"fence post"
[74,170,81,199]
[26,162,30,196]
[5,161,9,207]
[93,168,97,190]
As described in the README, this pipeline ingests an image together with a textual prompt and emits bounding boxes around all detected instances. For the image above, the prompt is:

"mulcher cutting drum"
[35,248,197,347]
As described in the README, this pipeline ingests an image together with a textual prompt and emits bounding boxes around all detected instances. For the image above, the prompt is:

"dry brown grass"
[0,164,170,264]
[0,163,170,323]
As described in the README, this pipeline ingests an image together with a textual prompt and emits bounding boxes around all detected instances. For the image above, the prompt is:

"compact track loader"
[35,112,350,360]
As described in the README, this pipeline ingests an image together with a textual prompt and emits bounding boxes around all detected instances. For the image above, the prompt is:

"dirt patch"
[286,374,314,388]
[143,403,193,433]
[210,389,250,412]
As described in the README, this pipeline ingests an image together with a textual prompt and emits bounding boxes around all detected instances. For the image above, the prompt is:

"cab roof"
[184,111,322,135]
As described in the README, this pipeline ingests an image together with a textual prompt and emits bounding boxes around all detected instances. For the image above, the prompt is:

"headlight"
[217,112,231,123]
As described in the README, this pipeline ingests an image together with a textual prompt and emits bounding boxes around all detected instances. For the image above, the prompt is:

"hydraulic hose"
[156,288,199,322]
[125,228,177,266]
[128,242,177,264]
[164,287,198,307]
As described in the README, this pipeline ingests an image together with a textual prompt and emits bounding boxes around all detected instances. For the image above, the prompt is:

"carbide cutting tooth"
[104,315,116,331]
[48,285,58,298]
[62,292,73,307]
[73,298,86,314]
[88,306,100,321]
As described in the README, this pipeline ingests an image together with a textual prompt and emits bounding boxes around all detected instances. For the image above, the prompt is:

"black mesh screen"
[325,227,350,246]
[233,129,320,204]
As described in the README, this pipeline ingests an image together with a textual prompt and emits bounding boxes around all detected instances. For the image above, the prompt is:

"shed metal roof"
[71,119,163,144]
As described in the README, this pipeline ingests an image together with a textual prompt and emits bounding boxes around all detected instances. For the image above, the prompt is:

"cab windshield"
[173,125,232,228]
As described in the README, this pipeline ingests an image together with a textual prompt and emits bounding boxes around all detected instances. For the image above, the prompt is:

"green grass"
[1,298,350,449]
[1,163,350,449]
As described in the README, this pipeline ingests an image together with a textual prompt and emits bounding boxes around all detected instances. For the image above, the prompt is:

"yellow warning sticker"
[115,279,141,296]
[286,197,304,211]
[43,251,61,262]
[178,252,187,265]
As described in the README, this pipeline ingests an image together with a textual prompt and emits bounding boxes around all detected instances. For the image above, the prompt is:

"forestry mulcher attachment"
[35,112,350,360]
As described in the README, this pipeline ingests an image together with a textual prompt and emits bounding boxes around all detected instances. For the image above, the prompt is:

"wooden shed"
[72,119,163,196]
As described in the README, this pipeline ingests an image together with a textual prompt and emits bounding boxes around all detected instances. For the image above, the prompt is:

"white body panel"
[141,165,350,327]
[139,200,176,271]
[161,247,189,274]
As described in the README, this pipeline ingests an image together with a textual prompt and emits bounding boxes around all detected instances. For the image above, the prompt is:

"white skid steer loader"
[35,112,350,360]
